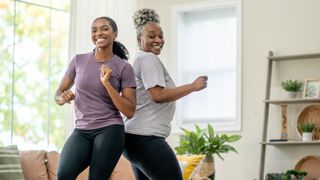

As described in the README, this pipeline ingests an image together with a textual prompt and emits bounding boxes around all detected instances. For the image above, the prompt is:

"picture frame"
[303,79,320,98]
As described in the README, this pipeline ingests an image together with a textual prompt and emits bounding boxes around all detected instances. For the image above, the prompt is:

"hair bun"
[133,8,160,28]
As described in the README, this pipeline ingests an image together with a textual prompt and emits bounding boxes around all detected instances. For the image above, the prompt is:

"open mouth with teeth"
[151,44,163,52]
[96,38,105,45]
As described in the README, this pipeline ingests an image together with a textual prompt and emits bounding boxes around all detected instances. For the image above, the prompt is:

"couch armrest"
[20,150,49,180]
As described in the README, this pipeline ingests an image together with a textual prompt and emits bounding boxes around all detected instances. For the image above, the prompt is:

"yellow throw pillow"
[176,155,205,180]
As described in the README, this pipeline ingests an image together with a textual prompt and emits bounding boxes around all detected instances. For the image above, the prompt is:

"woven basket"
[296,104,320,140]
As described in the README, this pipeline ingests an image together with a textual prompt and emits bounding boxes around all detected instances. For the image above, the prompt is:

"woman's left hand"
[100,64,112,86]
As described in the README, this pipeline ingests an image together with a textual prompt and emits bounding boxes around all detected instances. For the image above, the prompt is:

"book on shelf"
[269,138,288,142]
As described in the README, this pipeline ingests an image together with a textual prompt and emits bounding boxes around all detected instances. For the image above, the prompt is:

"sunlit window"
[172,0,241,131]
[0,0,70,151]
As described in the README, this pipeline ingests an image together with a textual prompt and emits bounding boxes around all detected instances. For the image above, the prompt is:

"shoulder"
[113,55,132,67]
[74,52,92,59]
[111,55,134,74]
[133,51,160,66]
[135,51,158,61]
[71,52,92,63]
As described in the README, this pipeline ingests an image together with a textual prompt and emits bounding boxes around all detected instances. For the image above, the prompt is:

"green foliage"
[298,122,315,132]
[175,124,241,160]
[281,80,302,92]
[266,169,307,180]
[285,169,307,178]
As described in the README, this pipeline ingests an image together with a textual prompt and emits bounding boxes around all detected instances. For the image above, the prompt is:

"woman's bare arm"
[148,76,208,103]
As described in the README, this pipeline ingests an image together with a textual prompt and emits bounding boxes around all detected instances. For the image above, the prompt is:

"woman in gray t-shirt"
[55,16,136,179]
[124,8,208,180]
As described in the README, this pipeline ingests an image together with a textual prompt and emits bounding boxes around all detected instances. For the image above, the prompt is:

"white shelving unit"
[259,51,320,179]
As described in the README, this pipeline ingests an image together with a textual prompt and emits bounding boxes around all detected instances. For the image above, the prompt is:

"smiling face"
[91,18,118,49]
[138,22,164,55]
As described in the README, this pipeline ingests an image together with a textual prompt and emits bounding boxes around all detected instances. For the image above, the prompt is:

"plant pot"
[190,155,215,180]
[302,132,313,141]
[287,91,298,99]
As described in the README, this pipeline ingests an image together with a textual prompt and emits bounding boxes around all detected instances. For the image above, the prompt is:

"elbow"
[150,94,164,103]
[125,107,136,119]
[151,96,165,103]
[126,114,134,119]
[125,112,135,119]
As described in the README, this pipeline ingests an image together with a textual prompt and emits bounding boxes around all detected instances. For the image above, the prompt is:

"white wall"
[137,0,320,179]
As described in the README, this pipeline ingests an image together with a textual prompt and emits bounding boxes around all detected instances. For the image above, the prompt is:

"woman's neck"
[94,47,114,61]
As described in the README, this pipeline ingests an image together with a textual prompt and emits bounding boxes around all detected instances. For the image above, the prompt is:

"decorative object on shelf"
[175,124,241,180]
[281,79,303,98]
[296,104,320,141]
[298,122,315,141]
[303,79,320,99]
[295,155,320,180]
[266,169,307,180]
[280,105,288,140]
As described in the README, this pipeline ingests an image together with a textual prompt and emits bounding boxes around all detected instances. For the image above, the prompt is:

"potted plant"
[281,80,303,98]
[298,122,315,141]
[175,124,241,179]
[266,169,307,180]
[285,169,307,180]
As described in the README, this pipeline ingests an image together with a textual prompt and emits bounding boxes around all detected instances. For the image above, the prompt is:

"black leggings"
[123,133,183,180]
[57,125,124,180]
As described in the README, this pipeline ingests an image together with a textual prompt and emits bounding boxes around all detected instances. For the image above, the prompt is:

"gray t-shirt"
[64,52,136,130]
[124,51,176,138]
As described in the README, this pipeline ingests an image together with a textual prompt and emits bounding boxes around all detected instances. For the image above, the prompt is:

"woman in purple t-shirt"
[54,16,136,180]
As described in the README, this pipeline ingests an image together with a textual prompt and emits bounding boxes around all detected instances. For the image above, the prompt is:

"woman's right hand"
[59,90,75,104]
[192,76,208,91]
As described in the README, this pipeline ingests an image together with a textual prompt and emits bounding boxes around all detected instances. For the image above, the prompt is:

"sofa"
[19,150,135,180]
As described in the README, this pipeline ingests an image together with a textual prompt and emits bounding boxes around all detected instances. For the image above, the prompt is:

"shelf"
[259,51,320,179]
[264,98,320,105]
[267,53,320,62]
[261,141,320,145]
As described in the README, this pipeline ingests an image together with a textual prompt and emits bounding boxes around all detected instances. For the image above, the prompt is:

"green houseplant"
[281,80,302,98]
[298,122,315,133]
[175,124,241,179]
[266,169,307,180]
[298,122,315,141]
[281,80,302,92]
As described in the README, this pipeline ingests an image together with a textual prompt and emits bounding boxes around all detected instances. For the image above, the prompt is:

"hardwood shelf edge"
[261,141,320,145]
[267,53,320,61]
[264,98,320,104]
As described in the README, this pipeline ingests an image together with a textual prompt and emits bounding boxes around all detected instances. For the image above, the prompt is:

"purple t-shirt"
[64,52,136,130]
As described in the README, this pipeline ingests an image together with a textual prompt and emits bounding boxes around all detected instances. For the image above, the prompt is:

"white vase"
[302,132,313,141]
[287,91,298,99]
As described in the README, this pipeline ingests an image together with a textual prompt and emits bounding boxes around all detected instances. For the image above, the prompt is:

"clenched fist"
[59,90,75,104]
[192,76,208,91]
[100,64,112,86]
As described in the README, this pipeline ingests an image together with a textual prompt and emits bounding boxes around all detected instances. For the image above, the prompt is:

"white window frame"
[171,0,242,132]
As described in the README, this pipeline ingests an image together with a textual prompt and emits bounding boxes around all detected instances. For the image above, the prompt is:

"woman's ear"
[137,36,141,45]
[113,31,118,40]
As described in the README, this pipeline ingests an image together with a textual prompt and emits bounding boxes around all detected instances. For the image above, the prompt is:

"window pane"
[21,0,50,7]
[176,7,238,126]
[12,2,50,149]
[49,10,70,151]
[51,0,70,11]
[1,0,70,150]
[0,0,14,146]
